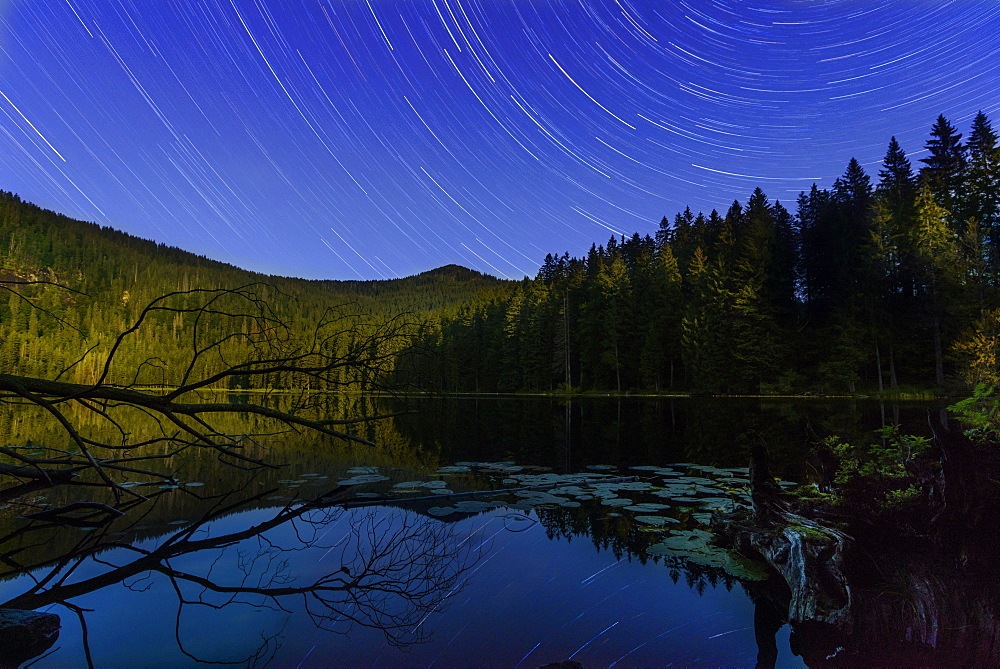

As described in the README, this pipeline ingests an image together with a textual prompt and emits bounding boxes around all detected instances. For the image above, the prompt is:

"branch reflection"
[0,484,482,666]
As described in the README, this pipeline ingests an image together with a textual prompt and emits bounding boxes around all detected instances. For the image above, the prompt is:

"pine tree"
[640,242,683,390]
[920,114,966,227]
[596,255,631,392]
[665,207,698,272]
[878,137,916,209]
[768,201,799,317]
[796,184,829,311]
[911,184,959,385]
[835,158,873,210]
[963,111,1000,274]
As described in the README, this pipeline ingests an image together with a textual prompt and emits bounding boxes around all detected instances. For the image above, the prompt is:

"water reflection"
[0,482,481,666]
[0,395,966,666]
[392,396,948,478]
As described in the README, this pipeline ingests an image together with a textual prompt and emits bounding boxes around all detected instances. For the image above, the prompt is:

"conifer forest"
[4,113,1000,398]
[403,112,1000,396]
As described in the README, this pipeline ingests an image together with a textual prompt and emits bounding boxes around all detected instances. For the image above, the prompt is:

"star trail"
[0,1,998,279]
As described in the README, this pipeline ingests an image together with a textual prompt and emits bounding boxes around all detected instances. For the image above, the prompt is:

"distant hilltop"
[0,189,505,286]
[418,264,493,281]
[0,189,510,321]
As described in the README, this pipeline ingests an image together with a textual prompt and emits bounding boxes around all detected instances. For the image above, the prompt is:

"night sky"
[1,1,999,280]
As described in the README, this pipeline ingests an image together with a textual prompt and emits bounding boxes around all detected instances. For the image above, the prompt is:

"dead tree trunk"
[716,440,854,634]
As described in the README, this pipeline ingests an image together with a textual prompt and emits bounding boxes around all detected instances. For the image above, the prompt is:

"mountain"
[0,190,508,311]
[0,190,512,384]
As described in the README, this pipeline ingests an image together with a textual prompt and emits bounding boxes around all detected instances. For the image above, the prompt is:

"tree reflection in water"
[0,484,483,667]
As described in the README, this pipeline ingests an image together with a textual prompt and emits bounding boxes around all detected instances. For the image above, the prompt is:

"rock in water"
[0,608,60,668]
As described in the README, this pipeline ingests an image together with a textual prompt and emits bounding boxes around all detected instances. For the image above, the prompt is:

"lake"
[0,396,956,666]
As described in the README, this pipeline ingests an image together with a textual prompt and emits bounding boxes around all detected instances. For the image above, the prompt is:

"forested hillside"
[5,111,1000,397]
[0,191,507,386]
[399,112,1000,395]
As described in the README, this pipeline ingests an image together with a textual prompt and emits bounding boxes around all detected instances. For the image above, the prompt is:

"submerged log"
[715,440,853,634]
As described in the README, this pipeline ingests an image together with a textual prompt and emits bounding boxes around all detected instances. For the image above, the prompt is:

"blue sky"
[1,1,999,279]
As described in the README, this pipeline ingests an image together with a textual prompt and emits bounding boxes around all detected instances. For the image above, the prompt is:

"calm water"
[0,396,950,667]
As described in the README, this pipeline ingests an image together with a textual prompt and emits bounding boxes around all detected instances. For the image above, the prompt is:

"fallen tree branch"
[0,283,412,506]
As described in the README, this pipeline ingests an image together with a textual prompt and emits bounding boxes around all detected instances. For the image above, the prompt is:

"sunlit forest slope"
[0,190,508,386]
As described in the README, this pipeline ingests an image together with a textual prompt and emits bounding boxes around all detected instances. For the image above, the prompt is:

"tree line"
[4,111,1000,396]
[398,112,1000,395]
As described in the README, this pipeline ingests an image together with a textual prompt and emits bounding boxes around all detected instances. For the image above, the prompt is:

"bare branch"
[0,283,412,507]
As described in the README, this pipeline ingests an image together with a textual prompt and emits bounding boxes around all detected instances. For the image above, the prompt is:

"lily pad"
[516,473,571,486]
[623,503,670,513]
[655,529,714,551]
[392,481,428,489]
[616,482,653,491]
[337,474,390,486]
[346,466,380,475]
[427,506,456,517]
[690,465,726,474]
[647,543,676,557]
[550,486,586,495]
[635,515,679,526]
[720,552,770,581]
[671,476,716,485]
[514,490,562,500]
[454,500,499,513]
[698,497,739,510]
